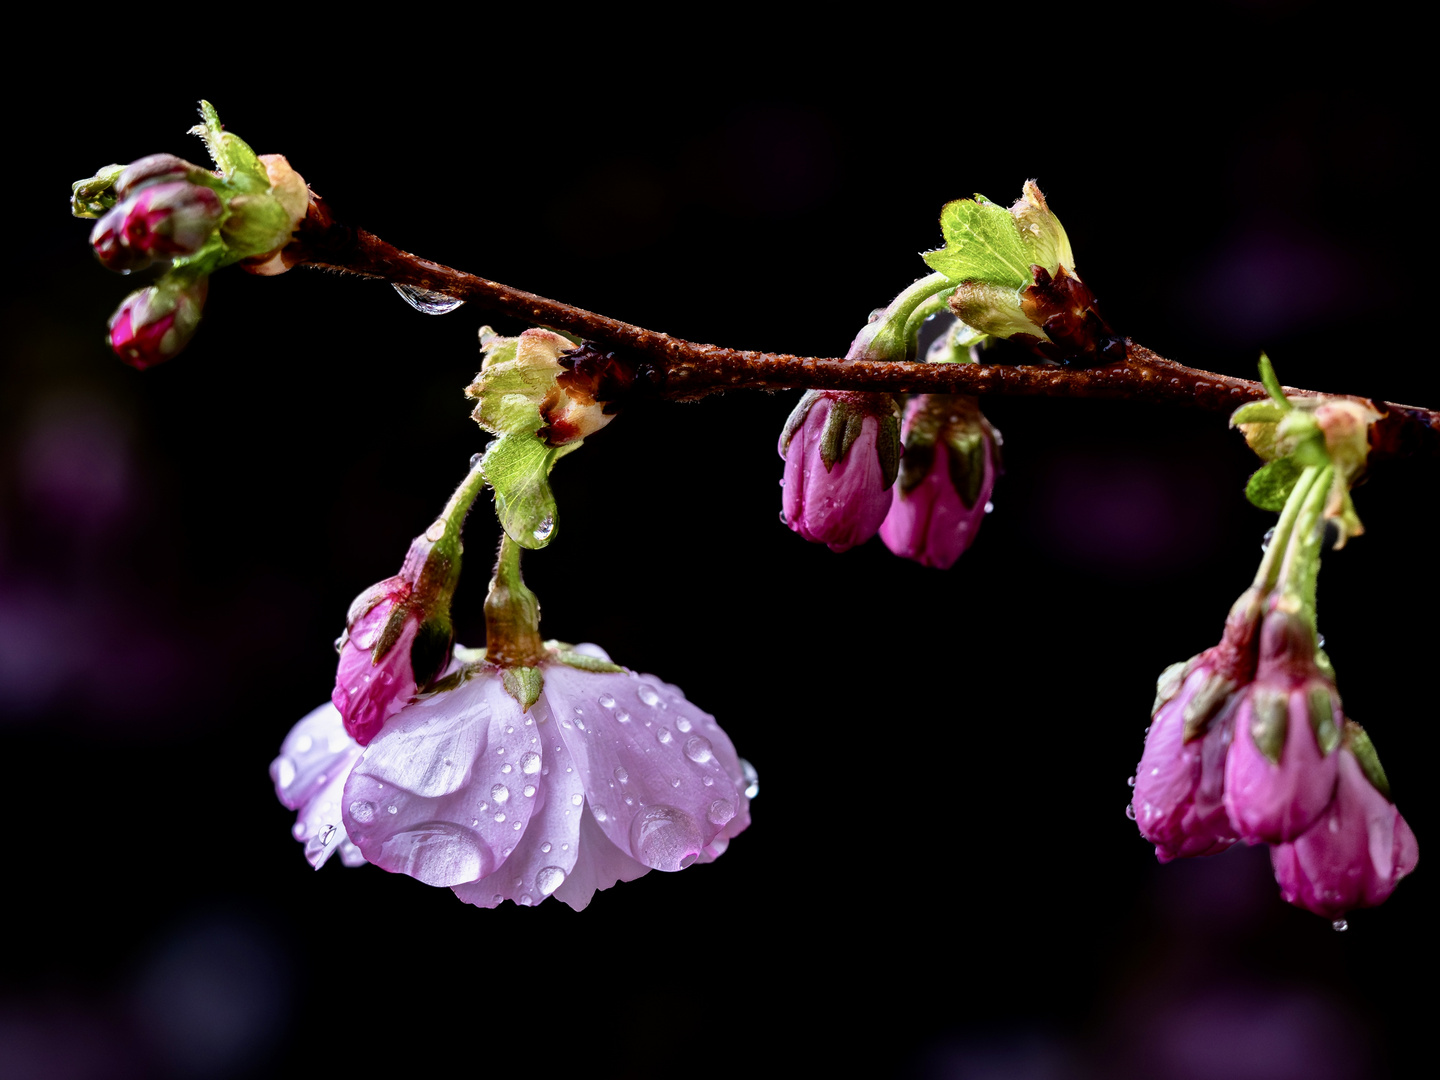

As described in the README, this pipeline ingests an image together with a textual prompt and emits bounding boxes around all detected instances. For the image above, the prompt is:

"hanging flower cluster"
[1131,375,1418,925]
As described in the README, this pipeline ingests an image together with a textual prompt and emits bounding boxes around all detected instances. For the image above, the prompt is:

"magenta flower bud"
[89,209,154,273]
[778,390,900,552]
[114,153,218,199]
[332,577,422,747]
[107,277,207,370]
[880,394,999,569]
[118,181,223,259]
[1131,589,1263,861]
[1270,725,1418,920]
[1224,606,1342,843]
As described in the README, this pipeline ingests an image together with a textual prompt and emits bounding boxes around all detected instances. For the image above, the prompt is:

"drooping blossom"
[108,278,207,369]
[1270,724,1418,920]
[1224,605,1341,844]
[1132,589,1261,861]
[273,644,754,910]
[880,394,998,569]
[778,390,899,552]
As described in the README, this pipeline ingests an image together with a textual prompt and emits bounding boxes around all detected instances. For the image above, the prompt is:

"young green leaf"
[922,198,1032,287]
[1246,456,1305,511]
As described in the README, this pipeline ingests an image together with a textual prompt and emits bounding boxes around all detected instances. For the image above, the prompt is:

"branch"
[287,201,1440,464]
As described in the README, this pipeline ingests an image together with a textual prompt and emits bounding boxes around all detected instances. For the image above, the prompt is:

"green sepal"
[71,164,125,218]
[501,666,544,711]
[372,603,413,664]
[218,192,294,259]
[1152,660,1189,716]
[423,666,470,697]
[1307,686,1341,756]
[1344,722,1392,800]
[482,429,574,549]
[1181,672,1238,742]
[410,615,456,688]
[875,411,901,490]
[189,100,269,193]
[922,197,1032,289]
[780,391,824,455]
[944,429,988,508]
[1246,457,1306,512]
[819,398,866,473]
[552,650,625,674]
[1258,352,1289,405]
[1249,688,1290,763]
[1231,400,1288,426]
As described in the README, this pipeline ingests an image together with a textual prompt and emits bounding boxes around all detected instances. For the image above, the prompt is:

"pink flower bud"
[778,391,899,553]
[880,395,998,569]
[1224,607,1341,843]
[117,181,223,259]
[114,153,217,199]
[332,578,421,747]
[1131,590,1262,861]
[1270,733,1418,920]
[107,278,207,370]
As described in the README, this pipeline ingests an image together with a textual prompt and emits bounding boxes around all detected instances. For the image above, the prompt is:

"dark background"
[3,9,1434,1078]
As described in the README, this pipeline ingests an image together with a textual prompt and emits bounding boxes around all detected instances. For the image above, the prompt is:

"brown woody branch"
[286,200,1440,464]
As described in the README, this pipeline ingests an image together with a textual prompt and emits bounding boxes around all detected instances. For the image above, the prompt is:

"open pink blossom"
[275,645,754,910]
[270,701,368,870]
[779,391,897,553]
[1270,738,1418,920]
[1224,608,1340,844]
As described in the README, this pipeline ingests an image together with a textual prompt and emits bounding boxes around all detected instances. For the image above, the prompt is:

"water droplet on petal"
[318,824,337,845]
[684,735,714,763]
[387,804,398,815]
[518,894,534,906]
[378,822,488,886]
[541,842,552,853]
[571,793,584,807]
[491,783,510,804]
[523,784,536,798]
[615,709,631,723]
[536,866,566,896]
[425,517,447,542]
[274,757,297,789]
[1124,804,1137,821]
[591,804,609,822]
[629,805,704,872]
[521,751,541,775]
[708,800,735,826]
[392,282,465,314]
[349,800,376,824]
[984,500,995,514]
[637,684,660,706]
[740,758,760,799]
[1317,633,1326,648]
[675,717,692,733]
[1332,919,1348,932]
[1126,775,1136,787]
[657,727,673,745]
[494,812,506,823]
[599,694,615,708]
[614,766,629,784]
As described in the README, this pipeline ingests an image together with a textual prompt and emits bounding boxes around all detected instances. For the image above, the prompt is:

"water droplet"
[1126,775,1136,787]
[614,766,629,784]
[469,452,484,469]
[392,282,465,314]
[536,866,566,896]
[1332,919,1348,932]
[513,821,522,830]
[571,793,584,807]
[274,756,297,789]
[333,635,345,654]
[523,783,536,798]
[378,823,488,886]
[629,805,704,872]
[494,812,506,822]
[684,735,714,763]
[657,727,673,745]
[541,842,552,853]
[615,709,631,723]
[532,515,555,543]
[740,758,760,799]
[387,804,398,815]
[708,800,735,826]
[518,894,534,906]
[349,800,376,824]
[521,751,541,775]
[592,804,609,822]
[637,684,660,707]
[702,775,713,787]
[491,784,510,804]
[676,717,692,733]
[1261,526,1276,552]
[318,824,337,845]
[1317,634,1326,648]
[599,694,615,708]
[425,517,447,542]
[1124,804,1137,821]
[984,500,995,514]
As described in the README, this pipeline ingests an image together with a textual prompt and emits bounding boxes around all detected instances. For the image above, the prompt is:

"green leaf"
[482,430,566,549]
[552,650,626,673]
[190,100,269,193]
[1257,352,1289,405]
[502,666,544,711]
[922,198,1032,288]
[1246,456,1305,512]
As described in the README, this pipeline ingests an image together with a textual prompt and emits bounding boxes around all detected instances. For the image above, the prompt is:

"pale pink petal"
[541,663,751,872]
[342,672,541,887]
[453,694,587,908]
[552,811,651,911]
[270,702,364,869]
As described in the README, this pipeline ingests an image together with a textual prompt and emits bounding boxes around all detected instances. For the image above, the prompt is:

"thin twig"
[287,202,1440,463]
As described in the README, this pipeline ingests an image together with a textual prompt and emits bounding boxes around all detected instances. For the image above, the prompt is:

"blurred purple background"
[2,10,1434,1078]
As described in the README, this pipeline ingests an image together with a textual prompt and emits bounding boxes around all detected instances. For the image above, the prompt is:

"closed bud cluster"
[880,394,999,569]
[1131,595,1418,921]
[778,390,900,553]
[91,179,224,272]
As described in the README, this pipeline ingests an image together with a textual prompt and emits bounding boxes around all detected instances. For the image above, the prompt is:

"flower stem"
[1275,465,1335,633]
[846,271,955,361]
[483,533,544,668]
[1252,465,1320,594]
